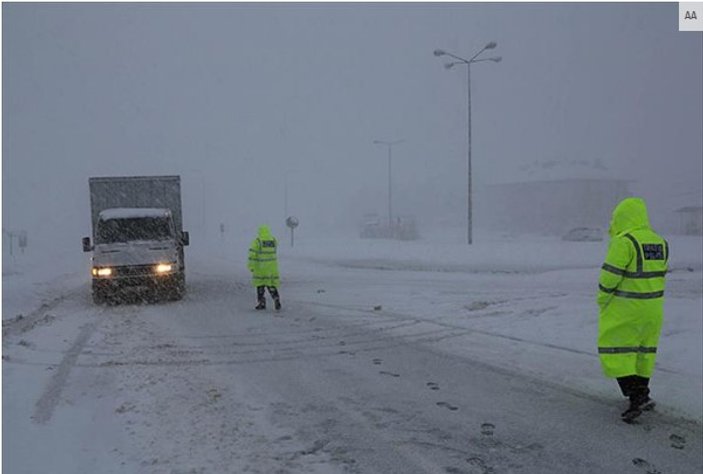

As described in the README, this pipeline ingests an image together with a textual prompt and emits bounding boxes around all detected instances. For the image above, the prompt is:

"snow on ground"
[279,233,703,421]
[2,248,88,323]
[2,232,702,473]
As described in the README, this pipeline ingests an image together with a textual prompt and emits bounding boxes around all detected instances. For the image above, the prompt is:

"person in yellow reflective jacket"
[248,225,281,311]
[597,197,668,423]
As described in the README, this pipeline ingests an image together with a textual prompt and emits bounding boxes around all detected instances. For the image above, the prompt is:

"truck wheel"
[167,274,185,301]
[93,290,107,305]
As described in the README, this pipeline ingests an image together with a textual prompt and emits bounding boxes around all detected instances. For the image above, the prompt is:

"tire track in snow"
[32,319,100,424]
[301,300,684,375]
[7,319,422,359]
[2,287,84,337]
[2,328,472,372]
[6,319,420,358]
[88,326,467,367]
[5,318,475,372]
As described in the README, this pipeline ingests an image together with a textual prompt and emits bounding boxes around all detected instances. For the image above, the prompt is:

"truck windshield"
[97,217,173,244]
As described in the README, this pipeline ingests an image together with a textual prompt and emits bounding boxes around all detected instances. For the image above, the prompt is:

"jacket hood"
[257,225,273,239]
[609,197,650,237]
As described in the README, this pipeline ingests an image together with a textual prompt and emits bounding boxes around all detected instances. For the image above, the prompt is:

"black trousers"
[256,286,280,304]
[616,375,650,403]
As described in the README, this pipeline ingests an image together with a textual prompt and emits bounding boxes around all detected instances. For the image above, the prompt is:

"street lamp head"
[433,49,446,57]
[485,41,498,50]
[492,56,502,63]
[444,62,455,69]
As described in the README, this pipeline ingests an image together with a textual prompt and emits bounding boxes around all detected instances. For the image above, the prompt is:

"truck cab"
[82,176,189,304]
[83,208,189,303]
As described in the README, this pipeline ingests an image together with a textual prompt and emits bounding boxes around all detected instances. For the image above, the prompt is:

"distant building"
[674,206,703,235]
[483,178,630,235]
[480,160,630,235]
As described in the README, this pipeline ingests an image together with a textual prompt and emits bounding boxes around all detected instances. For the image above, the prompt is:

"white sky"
[2,2,702,248]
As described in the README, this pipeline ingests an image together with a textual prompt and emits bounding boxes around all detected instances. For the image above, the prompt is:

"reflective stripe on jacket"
[597,198,668,378]
[248,225,280,287]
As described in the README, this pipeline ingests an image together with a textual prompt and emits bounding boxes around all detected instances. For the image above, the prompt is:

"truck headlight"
[155,263,173,274]
[92,267,112,277]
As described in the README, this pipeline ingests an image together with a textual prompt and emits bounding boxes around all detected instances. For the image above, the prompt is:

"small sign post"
[18,231,27,254]
[285,216,299,247]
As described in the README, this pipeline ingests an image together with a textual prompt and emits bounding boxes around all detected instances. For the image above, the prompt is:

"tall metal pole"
[284,174,288,221]
[434,44,499,246]
[373,139,403,233]
[467,64,473,245]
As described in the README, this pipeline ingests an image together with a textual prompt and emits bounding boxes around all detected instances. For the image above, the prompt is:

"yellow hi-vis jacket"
[247,225,280,287]
[597,197,668,378]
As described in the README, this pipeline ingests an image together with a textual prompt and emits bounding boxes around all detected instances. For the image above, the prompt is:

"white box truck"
[82,176,190,303]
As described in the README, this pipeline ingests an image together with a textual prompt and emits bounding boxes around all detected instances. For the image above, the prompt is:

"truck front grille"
[113,265,154,277]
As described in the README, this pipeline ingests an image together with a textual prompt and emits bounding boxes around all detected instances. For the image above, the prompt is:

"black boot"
[269,287,281,311]
[621,395,654,423]
[633,376,655,411]
[255,287,266,310]
[638,397,656,412]
[617,376,638,399]
[621,401,642,423]
[617,376,642,423]
[619,376,654,423]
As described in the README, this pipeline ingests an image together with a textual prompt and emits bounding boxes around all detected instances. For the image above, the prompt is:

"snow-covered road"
[3,236,702,473]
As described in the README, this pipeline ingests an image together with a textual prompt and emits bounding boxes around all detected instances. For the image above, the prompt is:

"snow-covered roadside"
[174,232,703,423]
[3,298,137,473]
[281,233,702,274]
[3,234,701,413]
[5,232,699,318]
[3,233,701,473]
[275,234,703,422]
[5,234,701,423]
[2,248,90,322]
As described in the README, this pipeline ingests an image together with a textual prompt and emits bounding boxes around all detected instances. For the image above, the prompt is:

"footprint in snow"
[466,456,493,474]
[480,423,495,436]
[379,370,400,378]
[632,458,662,474]
[427,382,440,391]
[445,467,470,474]
[444,468,463,474]
[436,401,459,411]
[669,433,686,450]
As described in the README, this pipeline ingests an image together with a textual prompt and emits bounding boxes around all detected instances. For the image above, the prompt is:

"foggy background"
[3,2,702,258]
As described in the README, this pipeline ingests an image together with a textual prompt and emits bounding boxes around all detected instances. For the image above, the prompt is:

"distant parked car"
[361,220,383,239]
[360,214,384,239]
[562,227,604,242]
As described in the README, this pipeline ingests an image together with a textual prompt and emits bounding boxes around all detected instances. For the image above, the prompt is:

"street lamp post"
[284,173,289,222]
[434,43,501,245]
[284,170,301,222]
[373,139,404,231]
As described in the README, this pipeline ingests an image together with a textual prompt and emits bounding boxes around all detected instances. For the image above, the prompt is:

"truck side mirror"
[82,237,93,252]
[181,231,190,246]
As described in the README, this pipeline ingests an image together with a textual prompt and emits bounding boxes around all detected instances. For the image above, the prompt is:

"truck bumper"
[92,270,185,303]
